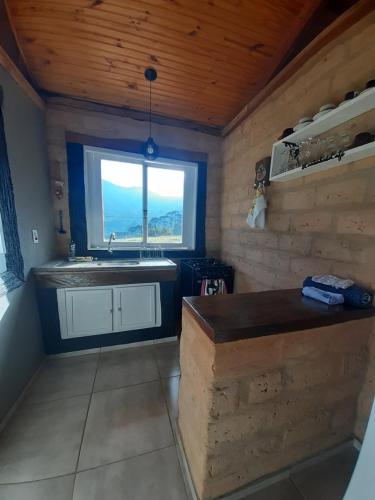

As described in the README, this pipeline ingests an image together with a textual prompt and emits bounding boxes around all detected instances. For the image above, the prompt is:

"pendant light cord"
[149,79,152,138]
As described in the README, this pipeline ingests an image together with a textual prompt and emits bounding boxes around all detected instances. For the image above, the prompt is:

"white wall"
[0,66,55,420]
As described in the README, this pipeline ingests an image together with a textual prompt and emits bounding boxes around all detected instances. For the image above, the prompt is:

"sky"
[101,160,184,198]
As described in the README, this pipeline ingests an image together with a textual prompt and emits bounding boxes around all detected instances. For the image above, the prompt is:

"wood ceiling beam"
[222,0,375,137]
[0,0,43,108]
[8,0,324,127]
[44,94,221,136]
[0,45,44,109]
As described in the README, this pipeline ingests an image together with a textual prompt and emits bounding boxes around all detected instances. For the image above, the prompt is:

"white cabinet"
[57,283,161,339]
[116,284,161,332]
[64,287,114,338]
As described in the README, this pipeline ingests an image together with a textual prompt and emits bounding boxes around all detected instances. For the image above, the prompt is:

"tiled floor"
[0,342,186,500]
[243,447,358,500]
[0,341,359,500]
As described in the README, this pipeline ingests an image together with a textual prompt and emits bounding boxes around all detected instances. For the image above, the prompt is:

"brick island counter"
[177,289,375,499]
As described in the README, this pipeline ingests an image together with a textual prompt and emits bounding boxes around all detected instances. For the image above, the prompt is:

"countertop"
[33,258,177,273]
[33,258,177,288]
[183,288,375,343]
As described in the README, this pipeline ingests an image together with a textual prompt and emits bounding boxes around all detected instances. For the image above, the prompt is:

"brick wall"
[179,309,372,499]
[220,13,375,437]
[45,99,222,256]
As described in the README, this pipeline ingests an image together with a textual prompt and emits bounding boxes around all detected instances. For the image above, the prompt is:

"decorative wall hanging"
[0,86,24,296]
[53,180,64,200]
[253,156,271,189]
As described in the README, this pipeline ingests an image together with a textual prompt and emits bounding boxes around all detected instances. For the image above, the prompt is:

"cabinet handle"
[118,307,122,311]
[110,309,113,313]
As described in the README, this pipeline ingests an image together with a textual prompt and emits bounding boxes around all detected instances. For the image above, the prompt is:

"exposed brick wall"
[179,309,372,499]
[220,14,375,437]
[45,100,222,257]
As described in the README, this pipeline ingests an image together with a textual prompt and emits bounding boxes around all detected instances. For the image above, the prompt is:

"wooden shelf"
[271,141,375,182]
[270,88,375,181]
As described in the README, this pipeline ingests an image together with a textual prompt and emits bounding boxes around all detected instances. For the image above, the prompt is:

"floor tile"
[0,396,89,483]
[78,381,174,470]
[24,355,98,404]
[0,475,75,500]
[291,448,358,500]
[94,346,159,392]
[74,446,186,500]
[162,376,180,420]
[154,342,180,378]
[242,479,304,500]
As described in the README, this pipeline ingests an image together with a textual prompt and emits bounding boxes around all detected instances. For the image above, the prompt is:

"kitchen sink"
[55,259,141,268]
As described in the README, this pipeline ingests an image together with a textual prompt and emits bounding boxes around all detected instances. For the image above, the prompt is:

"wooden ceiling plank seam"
[2,0,41,88]
[37,75,228,114]
[11,0,320,104]
[35,70,236,115]
[12,15,274,75]
[14,26,267,83]
[105,0,300,40]
[222,0,323,123]
[222,0,375,135]
[15,27,262,83]
[10,0,286,47]
[10,0,283,48]
[23,45,254,94]
[189,0,307,22]
[7,0,338,127]
[25,53,247,101]
[38,79,225,124]
[45,95,221,136]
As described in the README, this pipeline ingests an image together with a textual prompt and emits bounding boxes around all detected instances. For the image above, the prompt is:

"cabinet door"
[116,283,161,332]
[60,287,114,338]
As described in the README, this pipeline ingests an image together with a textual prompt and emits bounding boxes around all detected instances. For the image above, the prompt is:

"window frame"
[83,146,199,251]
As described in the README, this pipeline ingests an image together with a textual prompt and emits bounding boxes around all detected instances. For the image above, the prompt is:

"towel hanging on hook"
[247,184,267,229]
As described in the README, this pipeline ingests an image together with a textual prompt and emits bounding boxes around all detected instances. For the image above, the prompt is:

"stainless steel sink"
[95,260,140,267]
[55,259,141,268]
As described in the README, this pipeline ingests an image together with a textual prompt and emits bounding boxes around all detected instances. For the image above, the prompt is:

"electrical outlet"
[32,229,39,244]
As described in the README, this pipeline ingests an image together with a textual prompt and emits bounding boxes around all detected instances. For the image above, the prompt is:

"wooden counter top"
[183,288,375,343]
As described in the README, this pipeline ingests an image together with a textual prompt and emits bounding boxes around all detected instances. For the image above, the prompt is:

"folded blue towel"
[303,276,373,309]
[302,286,344,305]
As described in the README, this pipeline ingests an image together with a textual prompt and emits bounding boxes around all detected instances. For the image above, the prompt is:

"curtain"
[0,86,24,295]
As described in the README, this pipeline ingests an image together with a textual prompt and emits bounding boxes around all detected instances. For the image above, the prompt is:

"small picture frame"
[254,156,271,188]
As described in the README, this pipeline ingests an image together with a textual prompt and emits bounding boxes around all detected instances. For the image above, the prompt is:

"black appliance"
[181,258,234,297]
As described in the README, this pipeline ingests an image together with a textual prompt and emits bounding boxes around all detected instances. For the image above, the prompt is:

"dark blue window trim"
[66,133,207,259]
[0,89,24,296]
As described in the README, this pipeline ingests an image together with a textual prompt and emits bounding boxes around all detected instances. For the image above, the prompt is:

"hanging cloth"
[200,279,227,296]
[247,186,267,229]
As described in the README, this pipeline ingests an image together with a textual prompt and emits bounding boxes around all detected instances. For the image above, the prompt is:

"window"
[84,146,198,250]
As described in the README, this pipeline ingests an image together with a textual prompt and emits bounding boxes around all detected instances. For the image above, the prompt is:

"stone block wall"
[220,13,375,438]
[355,320,375,438]
[45,99,222,257]
[178,309,373,499]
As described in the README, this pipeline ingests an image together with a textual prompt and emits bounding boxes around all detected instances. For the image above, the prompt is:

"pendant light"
[142,67,159,160]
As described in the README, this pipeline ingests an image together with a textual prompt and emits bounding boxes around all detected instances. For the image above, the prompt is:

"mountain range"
[102,180,183,238]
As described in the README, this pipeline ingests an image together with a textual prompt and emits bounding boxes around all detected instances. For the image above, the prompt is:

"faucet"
[107,232,116,254]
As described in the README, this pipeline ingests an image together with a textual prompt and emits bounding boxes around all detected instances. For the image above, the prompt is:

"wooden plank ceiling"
[7,0,323,128]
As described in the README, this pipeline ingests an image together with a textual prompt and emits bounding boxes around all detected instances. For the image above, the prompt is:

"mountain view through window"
[101,159,184,244]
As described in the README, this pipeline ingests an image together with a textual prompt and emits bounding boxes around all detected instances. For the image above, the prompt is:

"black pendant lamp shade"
[142,67,159,160]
